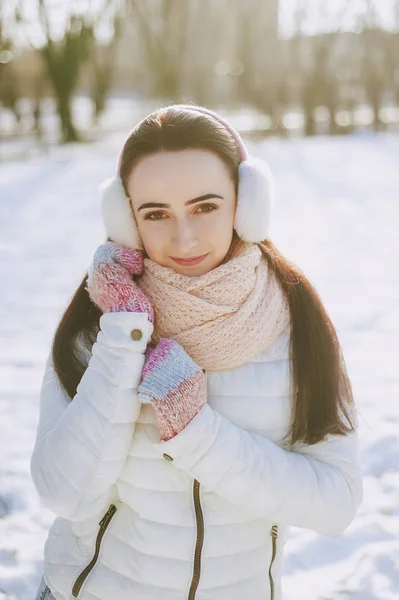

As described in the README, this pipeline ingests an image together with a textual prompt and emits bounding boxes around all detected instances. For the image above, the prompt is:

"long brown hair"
[51,104,357,445]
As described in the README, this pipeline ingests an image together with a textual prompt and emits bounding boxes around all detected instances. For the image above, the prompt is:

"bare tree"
[184,0,224,106]
[381,0,399,114]
[14,0,123,142]
[393,1,399,105]
[0,4,22,130]
[37,0,93,142]
[129,0,189,102]
[230,0,285,132]
[290,0,350,136]
[358,0,389,132]
[89,0,126,125]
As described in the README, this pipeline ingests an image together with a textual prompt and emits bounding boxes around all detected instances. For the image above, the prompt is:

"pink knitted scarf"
[136,242,291,371]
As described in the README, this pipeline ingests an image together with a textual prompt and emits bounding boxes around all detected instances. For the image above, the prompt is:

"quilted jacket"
[30,311,363,600]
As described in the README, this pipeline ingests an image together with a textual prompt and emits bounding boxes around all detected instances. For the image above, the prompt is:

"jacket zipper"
[268,524,278,600]
[187,479,205,600]
[71,503,118,598]
[186,368,207,599]
[72,368,207,599]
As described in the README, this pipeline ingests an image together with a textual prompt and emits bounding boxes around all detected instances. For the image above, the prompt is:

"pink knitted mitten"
[86,241,154,321]
[137,339,207,441]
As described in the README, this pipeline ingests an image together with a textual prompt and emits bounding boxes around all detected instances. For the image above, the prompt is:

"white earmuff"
[234,157,274,243]
[100,177,143,250]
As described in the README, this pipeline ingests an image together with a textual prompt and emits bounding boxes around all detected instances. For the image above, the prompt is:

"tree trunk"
[57,94,80,142]
[371,93,382,132]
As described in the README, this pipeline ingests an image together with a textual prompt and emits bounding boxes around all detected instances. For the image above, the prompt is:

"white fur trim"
[234,157,274,242]
[100,177,143,249]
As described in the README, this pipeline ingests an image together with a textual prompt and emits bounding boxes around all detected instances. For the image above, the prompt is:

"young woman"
[31,104,363,600]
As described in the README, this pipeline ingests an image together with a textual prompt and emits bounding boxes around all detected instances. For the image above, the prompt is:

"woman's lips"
[170,253,209,266]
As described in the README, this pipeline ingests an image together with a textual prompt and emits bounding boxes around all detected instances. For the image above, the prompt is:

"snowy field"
[0,112,398,599]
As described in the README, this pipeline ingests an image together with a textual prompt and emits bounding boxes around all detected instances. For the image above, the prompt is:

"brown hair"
[51,104,357,446]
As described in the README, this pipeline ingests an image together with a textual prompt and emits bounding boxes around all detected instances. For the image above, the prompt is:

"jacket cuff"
[151,403,221,477]
[86,312,154,423]
[98,311,154,351]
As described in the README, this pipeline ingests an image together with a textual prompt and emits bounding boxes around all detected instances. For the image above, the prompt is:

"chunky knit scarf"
[136,242,291,371]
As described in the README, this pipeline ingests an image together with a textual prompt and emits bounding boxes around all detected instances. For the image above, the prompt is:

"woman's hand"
[86,241,154,321]
[137,339,207,441]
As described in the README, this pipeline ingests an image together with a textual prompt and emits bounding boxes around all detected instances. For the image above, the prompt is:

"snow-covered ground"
[0,113,398,599]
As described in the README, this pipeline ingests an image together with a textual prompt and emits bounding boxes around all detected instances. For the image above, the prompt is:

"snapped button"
[130,328,143,341]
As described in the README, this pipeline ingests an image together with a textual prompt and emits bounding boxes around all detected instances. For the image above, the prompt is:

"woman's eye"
[144,211,165,221]
[144,204,217,221]
[197,204,217,214]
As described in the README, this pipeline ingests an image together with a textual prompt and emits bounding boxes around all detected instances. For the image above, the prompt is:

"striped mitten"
[86,241,154,321]
[137,339,207,441]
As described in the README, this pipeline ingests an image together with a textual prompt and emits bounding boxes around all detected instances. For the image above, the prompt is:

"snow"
[0,116,398,599]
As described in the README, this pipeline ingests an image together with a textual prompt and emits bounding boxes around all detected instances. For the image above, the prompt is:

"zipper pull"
[99,504,116,527]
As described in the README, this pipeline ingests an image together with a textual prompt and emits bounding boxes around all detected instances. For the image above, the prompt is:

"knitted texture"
[86,241,154,321]
[136,242,290,370]
[138,339,207,441]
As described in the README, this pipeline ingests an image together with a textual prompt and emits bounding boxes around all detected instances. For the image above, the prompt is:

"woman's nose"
[171,220,199,251]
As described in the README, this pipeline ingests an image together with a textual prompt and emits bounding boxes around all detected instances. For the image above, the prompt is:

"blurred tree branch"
[232,0,284,132]
[129,0,188,102]
[358,0,390,131]
[14,0,125,142]
[88,0,126,125]
[36,0,93,141]
[0,3,22,128]
[291,0,351,135]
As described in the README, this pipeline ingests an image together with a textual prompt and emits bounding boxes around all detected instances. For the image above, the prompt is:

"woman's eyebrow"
[137,193,224,212]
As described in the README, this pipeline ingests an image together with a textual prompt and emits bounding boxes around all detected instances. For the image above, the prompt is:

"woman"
[31,104,363,600]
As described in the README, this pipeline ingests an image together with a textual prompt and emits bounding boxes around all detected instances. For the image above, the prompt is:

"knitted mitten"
[86,241,154,321]
[137,339,207,441]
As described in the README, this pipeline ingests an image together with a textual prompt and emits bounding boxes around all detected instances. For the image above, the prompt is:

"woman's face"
[126,149,237,276]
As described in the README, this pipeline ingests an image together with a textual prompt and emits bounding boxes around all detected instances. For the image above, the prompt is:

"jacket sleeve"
[30,311,153,522]
[150,403,363,539]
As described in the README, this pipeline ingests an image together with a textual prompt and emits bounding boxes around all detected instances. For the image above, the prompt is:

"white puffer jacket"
[31,311,363,600]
